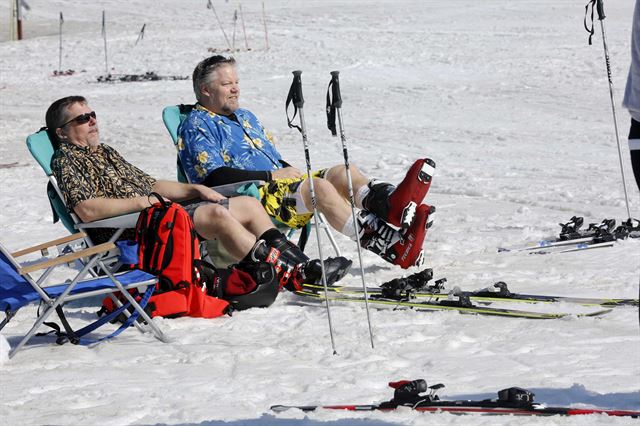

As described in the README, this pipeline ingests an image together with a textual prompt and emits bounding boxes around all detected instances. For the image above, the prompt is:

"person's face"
[56,102,100,149]
[200,64,240,115]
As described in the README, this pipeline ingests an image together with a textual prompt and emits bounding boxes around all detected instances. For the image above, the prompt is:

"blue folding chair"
[0,235,166,358]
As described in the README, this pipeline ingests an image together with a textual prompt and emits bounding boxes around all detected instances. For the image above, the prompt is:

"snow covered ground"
[1,0,639,424]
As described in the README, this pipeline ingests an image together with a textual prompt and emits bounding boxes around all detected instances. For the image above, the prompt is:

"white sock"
[355,180,374,209]
[341,217,358,241]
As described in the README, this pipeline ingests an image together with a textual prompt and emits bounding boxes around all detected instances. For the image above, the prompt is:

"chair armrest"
[76,212,139,230]
[11,232,88,258]
[17,242,116,275]
[211,180,265,197]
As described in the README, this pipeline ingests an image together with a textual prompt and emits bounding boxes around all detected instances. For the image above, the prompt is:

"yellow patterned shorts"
[258,169,327,229]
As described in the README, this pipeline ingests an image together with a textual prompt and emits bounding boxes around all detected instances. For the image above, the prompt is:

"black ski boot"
[250,230,352,291]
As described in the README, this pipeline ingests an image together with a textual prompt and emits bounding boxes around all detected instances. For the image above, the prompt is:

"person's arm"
[74,196,150,222]
[203,166,272,186]
[152,180,225,203]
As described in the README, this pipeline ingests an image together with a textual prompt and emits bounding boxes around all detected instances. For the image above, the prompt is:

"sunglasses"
[59,111,96,128]
[196,56,234,83]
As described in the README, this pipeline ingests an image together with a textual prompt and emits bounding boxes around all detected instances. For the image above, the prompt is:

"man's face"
[57,102,100,149]
[200,64,240,115]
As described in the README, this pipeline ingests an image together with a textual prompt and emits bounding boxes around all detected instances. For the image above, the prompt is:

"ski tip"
[270,405,290,412]
[578,308,613,317]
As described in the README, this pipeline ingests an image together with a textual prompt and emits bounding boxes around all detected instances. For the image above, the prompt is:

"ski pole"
[585,0,633,220]
[326,70,375,349]
[102,11,109,76]
[286,70,338,355]
[207,0,232,51]
[58,12,63,73]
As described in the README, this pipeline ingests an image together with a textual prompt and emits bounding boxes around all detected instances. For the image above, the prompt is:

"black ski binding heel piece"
[559,216,584,240]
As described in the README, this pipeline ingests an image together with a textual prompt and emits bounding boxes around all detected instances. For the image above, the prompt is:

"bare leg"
[192,203,257,259]
[323,164,370,200]
[300,178,351,231]
[227,196,274,236]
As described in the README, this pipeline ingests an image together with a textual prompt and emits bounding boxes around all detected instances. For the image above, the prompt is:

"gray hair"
[192,55,236,102]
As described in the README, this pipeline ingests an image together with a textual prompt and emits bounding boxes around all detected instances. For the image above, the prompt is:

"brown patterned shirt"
[51,142,156,243]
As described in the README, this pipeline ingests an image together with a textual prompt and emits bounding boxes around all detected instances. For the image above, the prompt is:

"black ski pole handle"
[291,70,304,108]
[330,71,342,108]
[595,0,605,20]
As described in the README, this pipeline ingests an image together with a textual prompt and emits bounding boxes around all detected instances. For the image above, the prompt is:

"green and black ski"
[302,279,638,308]
[294,290,611,320]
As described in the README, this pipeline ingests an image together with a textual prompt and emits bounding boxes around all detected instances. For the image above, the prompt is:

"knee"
[311,178,335,197]
[312,178,341,205]
[196,203,233,229]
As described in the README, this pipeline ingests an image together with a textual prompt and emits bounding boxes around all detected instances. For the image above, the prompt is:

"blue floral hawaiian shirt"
[177,104,282,184]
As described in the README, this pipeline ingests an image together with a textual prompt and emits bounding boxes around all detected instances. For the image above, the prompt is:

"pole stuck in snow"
[231,9,238,51]
[102,10,109,76]
[58,12,63,72]
[262,1,269,50]
[239,3,249,50]
[15,0,22,40]
[286,70,338,355]
[584,0,633,220]
[134,23,146,47]
[326,70,375,349]
[207,0,232,51]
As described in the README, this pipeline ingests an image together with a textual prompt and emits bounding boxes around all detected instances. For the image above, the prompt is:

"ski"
[534,240,615,254]
[294,289,612,320]
[302,275,638,308]
[498,216,639,254]
[271,379,640,418]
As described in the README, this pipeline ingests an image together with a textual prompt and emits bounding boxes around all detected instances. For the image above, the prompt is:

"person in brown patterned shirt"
[45,96,351,289]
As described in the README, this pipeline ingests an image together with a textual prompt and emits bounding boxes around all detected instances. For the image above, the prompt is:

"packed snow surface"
[0,0,639,425]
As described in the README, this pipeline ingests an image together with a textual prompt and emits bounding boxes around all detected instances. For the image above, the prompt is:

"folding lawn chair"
[0,234,166,359]
[26,129,145,274]
[162,104,341,262]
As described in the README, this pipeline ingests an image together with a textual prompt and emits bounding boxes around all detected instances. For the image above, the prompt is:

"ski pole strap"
[584,0,605,45]
[325,71,342,136]
[285,70,304,132]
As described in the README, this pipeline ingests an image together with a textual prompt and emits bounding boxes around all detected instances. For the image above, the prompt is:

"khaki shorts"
[258,169,327,229]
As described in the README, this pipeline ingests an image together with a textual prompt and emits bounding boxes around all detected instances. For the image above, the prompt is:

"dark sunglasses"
[59,111,96,128]
[196,55,234,82]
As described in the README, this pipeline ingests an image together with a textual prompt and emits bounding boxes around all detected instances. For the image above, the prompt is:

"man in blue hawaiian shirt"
[178,55,436,269]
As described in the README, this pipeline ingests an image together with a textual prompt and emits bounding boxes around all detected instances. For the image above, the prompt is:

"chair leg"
[9,252,107,358]
[99,264,168,343]
[9,304,59,358]
[317,212,342,257]
[0,310,15,332]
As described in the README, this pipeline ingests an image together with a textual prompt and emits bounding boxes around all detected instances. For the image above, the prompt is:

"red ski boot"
[357,204,435,269]
[363,158,435,230]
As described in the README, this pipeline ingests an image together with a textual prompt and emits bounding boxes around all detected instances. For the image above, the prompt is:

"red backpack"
[131,196,230,318]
